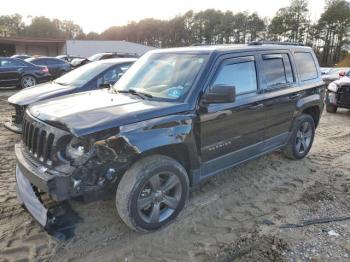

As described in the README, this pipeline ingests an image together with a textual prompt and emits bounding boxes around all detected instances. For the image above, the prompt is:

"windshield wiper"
[118,89,153,99]
[54,80,69,86]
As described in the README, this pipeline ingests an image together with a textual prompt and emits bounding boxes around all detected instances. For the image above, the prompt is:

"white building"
[65,40,156,57]
[0,37,156,57]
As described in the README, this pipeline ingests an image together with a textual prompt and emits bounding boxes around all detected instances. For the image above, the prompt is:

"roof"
[95,58,138,64]
[150,44,312,55]
[0,36,65,44]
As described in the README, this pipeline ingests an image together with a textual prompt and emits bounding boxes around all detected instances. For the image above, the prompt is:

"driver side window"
[212,58,257,95]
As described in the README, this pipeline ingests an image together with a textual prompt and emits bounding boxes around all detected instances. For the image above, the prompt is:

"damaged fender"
[98,114,200,170]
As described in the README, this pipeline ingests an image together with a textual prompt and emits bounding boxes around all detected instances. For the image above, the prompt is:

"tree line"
[0,0,349,66]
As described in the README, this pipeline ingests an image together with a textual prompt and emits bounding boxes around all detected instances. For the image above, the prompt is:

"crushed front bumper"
[15,160,81,239]
[15,143,73,202]
[16,165,48,226]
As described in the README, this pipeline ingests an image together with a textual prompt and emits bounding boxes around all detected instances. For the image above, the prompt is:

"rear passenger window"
[294,52,318,81]
[212,59,257,95]
[262,53,294,88]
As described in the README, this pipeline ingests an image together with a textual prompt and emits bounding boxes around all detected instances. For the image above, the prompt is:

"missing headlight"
[63,137,95,165]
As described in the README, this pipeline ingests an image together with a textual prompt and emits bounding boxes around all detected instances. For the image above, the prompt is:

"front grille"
[21,111,72,166]
[338,86,350,106]
[12,105,26,124]
[22,117,55,165]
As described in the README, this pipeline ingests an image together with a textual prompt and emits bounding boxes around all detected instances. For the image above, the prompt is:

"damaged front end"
[15,111,139,238]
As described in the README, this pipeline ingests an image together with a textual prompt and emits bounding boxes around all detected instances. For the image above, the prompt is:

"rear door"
[257,51,300,150]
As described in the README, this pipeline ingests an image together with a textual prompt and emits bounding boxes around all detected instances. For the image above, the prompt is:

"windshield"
[54,62,111,86]
[88,53,106,62]
[114,52,208,100]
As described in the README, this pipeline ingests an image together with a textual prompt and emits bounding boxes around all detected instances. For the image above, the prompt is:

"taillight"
[41,66,49,73]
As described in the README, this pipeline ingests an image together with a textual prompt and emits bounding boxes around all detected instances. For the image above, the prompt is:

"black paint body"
[14,44,325,207]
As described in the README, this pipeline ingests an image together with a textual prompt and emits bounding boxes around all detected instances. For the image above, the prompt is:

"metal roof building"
[0,37,156,57]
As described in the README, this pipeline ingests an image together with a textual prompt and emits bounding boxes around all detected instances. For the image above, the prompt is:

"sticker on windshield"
[167,86,184,98]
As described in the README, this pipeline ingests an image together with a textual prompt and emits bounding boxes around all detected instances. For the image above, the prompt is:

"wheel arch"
[302,106,321,127]
[295,94,323,127]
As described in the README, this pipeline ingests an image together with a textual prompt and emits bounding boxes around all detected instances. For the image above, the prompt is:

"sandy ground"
[0,89,349,262]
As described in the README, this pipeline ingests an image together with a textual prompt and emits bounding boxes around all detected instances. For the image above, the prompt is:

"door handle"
[289,94,301,100]
[248,103,264,110]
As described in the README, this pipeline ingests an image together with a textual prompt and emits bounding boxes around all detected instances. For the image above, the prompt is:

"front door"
[199,55,265,176]
[0,58,23,86]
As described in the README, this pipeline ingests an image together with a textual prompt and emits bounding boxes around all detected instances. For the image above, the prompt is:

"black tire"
[116,155,189,232]
[326,104,338,113]
[21,75,36,88]
[283,114,315,160]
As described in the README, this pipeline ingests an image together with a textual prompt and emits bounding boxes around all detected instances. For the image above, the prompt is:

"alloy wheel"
[295,121,313,154]
[22,76,36,88]
[137,172,182,224]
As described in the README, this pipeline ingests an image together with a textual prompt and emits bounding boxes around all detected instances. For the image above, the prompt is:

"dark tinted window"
[51,58,66,65]
[282,54,294,83]
[0,58,25,67]
[44,58,63,65]
[294,52,318,81]
[30,59,46,65]
[212,59,257,95]
[262,53,294,88]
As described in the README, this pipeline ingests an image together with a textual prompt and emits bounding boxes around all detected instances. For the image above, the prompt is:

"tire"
[283,114,315,160]
[116,155,189,232]
[326,104,338,113]
[21,75,36,88]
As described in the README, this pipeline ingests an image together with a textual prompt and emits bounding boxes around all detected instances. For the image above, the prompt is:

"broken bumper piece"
[16,165,81,240]
[16,164,47,226]
[4,120,22,134]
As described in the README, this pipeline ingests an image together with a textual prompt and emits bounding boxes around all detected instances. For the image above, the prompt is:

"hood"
[333,76,350,86]
[71,58,86,66]
[322,74,340,82]
[28,89,189,137]
[8,82,77,106]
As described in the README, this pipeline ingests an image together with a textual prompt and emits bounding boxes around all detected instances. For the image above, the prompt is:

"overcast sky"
[2,0,325,33]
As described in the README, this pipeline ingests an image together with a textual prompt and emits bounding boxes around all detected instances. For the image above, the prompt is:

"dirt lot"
[0,90,349,262]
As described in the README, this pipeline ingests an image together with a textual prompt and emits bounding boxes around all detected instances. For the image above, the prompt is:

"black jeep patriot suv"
[15,43,325,233]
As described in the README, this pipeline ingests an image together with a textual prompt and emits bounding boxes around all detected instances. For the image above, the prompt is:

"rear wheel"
[283,114,315,160]
[326,104,338,113]
[116,155,189,232]
[21,75,36,88]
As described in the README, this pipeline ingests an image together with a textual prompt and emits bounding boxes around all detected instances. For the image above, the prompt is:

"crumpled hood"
[8,82,76,106]
[28,89,189,137]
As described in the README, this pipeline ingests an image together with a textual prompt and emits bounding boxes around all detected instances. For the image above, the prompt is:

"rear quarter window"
[294,52,318,81]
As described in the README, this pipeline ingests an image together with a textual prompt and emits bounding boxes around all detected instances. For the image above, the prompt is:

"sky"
[2,0,325,33]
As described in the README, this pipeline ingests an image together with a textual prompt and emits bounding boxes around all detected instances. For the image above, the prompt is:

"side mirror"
[202,85,236,104]
[339,71,346,77]
[99,83,112,89]
[118,73,124,79]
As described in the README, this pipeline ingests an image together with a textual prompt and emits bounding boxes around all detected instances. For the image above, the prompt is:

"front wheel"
[326,104,338,113]
[116,155,189,232]
[283,114,315,160]
[21,75,36,88]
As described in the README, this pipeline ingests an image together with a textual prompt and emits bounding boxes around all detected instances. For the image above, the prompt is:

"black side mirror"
[99,83,112,89]
[202,85,236,104]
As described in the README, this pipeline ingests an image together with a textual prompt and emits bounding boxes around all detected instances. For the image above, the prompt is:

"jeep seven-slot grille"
[22,117,55,165]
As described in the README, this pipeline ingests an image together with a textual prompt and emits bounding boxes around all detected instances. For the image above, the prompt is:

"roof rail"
[248,41,304,46]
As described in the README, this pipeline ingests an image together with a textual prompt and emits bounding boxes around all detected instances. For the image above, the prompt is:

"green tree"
[0,14,24,36]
